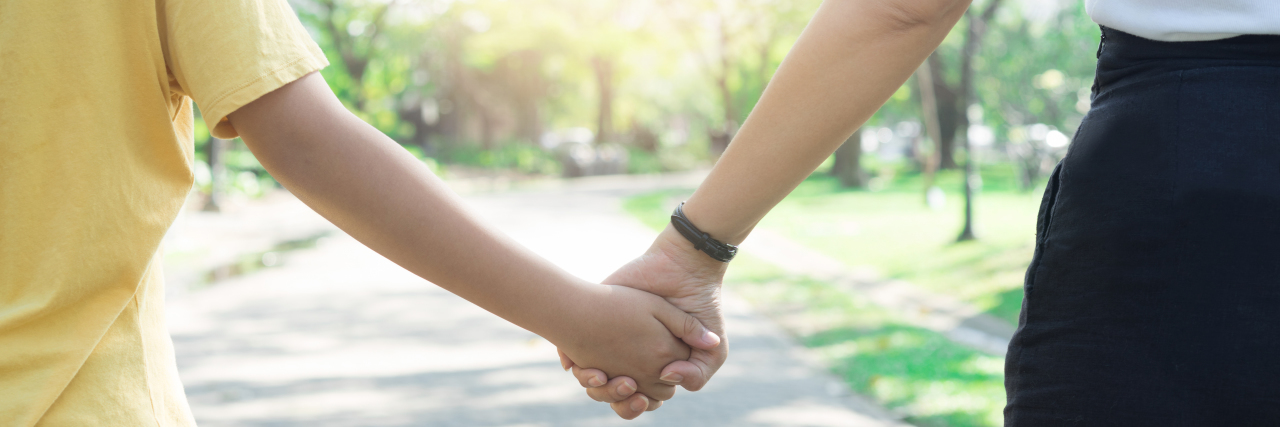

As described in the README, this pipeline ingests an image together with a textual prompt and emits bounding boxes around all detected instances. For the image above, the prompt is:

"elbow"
[867,0,973,33]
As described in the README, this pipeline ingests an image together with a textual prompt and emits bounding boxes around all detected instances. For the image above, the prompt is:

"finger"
[609,394,651,420]
[656,360,699,387]
[662,345,727,392]
[584,376,638,403]
[557,349,574,371]
[646,399,663,412]
[650,301,721,351]
[571,366,609,390]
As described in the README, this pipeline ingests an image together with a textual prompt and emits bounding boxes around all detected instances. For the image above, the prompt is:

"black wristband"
[670,202,738,262]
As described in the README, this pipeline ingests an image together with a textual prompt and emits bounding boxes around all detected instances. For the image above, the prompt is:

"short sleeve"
[163,0,329,139]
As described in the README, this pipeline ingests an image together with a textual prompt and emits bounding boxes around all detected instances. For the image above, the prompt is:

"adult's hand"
[559,225,729,418]
[559,0,971,417]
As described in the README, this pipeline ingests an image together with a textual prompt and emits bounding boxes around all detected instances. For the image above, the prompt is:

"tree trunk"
[316,0,392,112]
[436,29,467,160]
[956,0,1005,242]
[507,50,545,145]
[592,56,615,145]
[928,54,961,170]
[398,101,436,156]
[916,60,943,201]
[202,136,226,212]
[708,18,738,157]
[831,129,867,188]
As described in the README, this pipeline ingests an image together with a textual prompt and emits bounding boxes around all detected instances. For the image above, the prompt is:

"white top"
[1086,0,1280,41]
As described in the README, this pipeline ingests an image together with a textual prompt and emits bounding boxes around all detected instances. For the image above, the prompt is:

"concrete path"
[165,174,909,427]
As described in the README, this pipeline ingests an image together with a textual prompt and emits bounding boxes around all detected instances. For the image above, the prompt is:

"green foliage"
[442,143,562,176]
[285,0,830,167]
[625,146,664,174]
[975,1,1101,139]
[401,145,446,177]
[621,188,692,230]
[191,108,279,199]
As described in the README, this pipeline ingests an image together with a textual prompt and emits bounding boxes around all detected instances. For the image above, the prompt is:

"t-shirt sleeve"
[163,0,329,139]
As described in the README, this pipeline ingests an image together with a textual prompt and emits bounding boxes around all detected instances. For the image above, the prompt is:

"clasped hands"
[551,226,730,420]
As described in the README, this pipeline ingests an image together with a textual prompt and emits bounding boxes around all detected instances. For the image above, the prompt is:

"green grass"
[623,166,1046,324]
[724,256,1006,427]
[621,164,1052,427]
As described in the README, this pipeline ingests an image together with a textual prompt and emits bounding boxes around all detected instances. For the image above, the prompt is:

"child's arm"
[225,72,721,400]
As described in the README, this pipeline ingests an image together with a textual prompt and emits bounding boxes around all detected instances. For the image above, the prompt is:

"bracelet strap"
[670,202,738,262]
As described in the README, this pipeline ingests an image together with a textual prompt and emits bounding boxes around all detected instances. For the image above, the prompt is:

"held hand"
[604,226,729,390]
[558,354,663,420]
[549,283,717,401]
[560,225,730,418]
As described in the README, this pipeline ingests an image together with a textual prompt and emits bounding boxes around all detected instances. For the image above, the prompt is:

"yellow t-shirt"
[0,0,327,425]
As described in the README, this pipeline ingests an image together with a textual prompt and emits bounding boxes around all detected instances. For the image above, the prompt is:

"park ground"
[164,166,1044,427]
[624,165,1046,427]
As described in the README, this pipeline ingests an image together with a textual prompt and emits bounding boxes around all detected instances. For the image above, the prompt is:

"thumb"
[557,348,575,371]
[652,302,721,351]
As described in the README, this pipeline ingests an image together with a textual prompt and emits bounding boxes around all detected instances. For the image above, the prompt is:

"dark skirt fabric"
[1004,28,1280,426]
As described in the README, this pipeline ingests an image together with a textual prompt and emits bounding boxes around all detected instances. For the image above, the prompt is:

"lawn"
[622,163,1050,427]
[726,257,1006,427]
[624,164,1047,324]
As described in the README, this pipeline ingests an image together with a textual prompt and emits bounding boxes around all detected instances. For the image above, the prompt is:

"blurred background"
[167,0,1103,426]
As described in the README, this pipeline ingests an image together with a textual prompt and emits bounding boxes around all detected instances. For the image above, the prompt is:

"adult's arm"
[687,0,970,242]
[567,0,972,418]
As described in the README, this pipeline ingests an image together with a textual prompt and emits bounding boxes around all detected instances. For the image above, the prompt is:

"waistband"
[1100,26,1280,64]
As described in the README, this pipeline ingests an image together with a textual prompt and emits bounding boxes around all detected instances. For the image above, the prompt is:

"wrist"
[670,202,738,262]
[679,197,753,245]
[529,277,600,346]
[653,225,729,283]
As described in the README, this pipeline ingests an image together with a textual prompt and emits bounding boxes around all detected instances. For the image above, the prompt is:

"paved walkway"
[165,173,909,427]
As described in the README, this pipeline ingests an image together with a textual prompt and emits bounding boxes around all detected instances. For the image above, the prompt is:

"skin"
[226,72,722,400]
[561,0,972,418]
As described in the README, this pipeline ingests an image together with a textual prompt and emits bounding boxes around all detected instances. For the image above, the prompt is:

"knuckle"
[682,315,698,336]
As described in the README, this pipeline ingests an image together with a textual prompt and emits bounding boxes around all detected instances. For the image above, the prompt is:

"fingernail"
[619,382,637,395]
[702,331,720,346]
[629,395,648,412]
[587,376,605,387]
[659,372,684,383]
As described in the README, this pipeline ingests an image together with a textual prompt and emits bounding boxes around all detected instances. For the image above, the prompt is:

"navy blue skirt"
[1004,28,1280,426]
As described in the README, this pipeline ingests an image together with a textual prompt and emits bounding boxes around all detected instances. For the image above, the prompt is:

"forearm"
[683,0,969,243]
[228,74,584,340]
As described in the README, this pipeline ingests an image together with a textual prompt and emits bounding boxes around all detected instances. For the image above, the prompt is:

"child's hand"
[548,284,717,401]
[557,226,729,419]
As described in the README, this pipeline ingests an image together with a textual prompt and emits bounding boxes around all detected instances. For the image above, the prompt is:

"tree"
[956,0,1005,242]
[295,0,449,152]
[830,129,867,188]
[592,56,616,145]
[201,136,227,212]
[304,0,396,111]
[916,62,943,200]
[657,0,817,154]
[976,1,1099,190]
